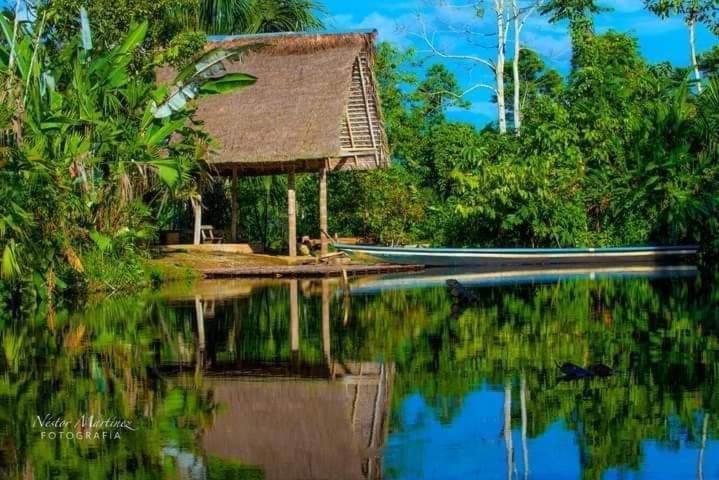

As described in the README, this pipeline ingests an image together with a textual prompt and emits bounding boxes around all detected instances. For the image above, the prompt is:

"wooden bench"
[200,225,223,244]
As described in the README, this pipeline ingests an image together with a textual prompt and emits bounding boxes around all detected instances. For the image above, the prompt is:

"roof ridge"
[208,30,377,43]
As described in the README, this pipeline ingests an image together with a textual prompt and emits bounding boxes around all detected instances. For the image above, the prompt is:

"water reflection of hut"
[190,279,393,479]
[203,363,393,480]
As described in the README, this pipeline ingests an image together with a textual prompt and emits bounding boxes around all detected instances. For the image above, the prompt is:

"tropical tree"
[198,0,325,34]
[0,11,256,296]
[643,0,719,92]
[539,0,609,69]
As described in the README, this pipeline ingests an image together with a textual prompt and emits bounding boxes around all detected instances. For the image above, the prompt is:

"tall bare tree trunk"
[698,412,709,480]
[520,374,529,479]
[495,0,508,134]
[504,381,514,480]
[688,19,702,93]
[512,0,522,136]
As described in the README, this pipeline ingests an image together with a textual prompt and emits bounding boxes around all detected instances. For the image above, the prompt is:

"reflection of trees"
[2,271,717,479]
[0,298,215,479]
[340,272,719,479]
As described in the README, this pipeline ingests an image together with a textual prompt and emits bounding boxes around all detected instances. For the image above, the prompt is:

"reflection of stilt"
[698,412,709,480]
[505,381,514,480]
[195,296,205,352]
[322,280,331,371]
[339,269,351,326]
[290,280,300,364]
[521,375,529,480]
[228,299,239,357]
[195,295,206,375]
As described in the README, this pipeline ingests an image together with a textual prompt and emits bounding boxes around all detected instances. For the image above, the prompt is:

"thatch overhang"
[158,30,389,176]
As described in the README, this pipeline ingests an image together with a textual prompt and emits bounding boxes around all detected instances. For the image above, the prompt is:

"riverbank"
[147,249,422,279]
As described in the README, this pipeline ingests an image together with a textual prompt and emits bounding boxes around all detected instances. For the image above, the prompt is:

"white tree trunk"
[688,19,702,93]
[512,0,522,136]
[698,413,709,480]
[495,0,508,134]
[504,381,514,480]
[520,374,529,479]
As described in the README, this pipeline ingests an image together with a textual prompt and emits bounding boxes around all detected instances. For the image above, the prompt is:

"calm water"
[1,265,718,479]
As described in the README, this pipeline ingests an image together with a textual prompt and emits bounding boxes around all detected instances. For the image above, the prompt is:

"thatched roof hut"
[160,31,389,253]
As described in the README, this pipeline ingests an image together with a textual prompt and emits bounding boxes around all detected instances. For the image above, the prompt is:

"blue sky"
[321,0,719,124]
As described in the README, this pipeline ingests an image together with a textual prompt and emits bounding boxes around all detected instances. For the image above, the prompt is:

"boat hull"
[335,244,699,267]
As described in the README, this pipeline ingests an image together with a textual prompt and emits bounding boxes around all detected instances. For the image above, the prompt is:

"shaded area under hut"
[158,30,389,256]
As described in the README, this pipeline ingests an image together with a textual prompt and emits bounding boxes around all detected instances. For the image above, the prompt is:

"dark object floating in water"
[446,279,478,304]
[557,362,614,381]
[334,243,698,267]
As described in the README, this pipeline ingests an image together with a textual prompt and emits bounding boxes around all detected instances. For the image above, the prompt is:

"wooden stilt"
[322,280,331,366]
[231,168,238,242]
[192,195,202,245]
[319,166,328,256]
[290,280,299,353]
[195,296,205,352]
[288,171,297,257]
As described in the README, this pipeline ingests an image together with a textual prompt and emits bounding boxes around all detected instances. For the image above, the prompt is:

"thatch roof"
[157,31,389,176]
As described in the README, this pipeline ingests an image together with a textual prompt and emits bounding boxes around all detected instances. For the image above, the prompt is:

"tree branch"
[415,16,497,72]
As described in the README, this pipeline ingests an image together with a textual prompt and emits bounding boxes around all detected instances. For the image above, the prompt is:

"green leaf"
[89,230,112,253]
[175,44,263,84]
[1,242,19,281]
[199,73,257,95]
[150,160,180,187]
[119,21,148,55]
[79,6,93,51]
[145,118,186,146]
[0,15,13,46]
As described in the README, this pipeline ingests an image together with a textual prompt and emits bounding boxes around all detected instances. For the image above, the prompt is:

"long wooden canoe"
[334,244,699,267]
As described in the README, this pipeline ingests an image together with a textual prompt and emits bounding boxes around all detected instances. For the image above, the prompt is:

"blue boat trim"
[334,243,699,267]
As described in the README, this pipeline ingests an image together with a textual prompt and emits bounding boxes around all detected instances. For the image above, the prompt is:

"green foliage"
[318,26,719,252]
[39,0,186,65]
[190,0,326,35]
[643,0,719,30]
[0,12,253,302]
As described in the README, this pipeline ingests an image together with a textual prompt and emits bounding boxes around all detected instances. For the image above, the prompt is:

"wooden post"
[194,296,205,352]
[192,195,202,245]
[322,280,331,365]
[288,172,297,257]
[319,166,328,256]
[231,168,238,242]
[290,280,299,353]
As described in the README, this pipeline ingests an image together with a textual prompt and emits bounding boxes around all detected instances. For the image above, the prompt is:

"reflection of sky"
[385,386,718,480]
[604,441,719,480]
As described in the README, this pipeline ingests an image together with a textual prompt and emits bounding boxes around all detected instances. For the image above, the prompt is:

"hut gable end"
[339,52,384,163]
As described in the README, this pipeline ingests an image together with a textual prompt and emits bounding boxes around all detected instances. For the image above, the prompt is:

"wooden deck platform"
[200,263,424,278]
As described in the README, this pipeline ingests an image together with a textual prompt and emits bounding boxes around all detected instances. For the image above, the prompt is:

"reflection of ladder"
[340,362,394,480]
[202,299,215,319]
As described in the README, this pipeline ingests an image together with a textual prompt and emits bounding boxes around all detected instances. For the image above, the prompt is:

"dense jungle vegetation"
[1,0,719,302]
